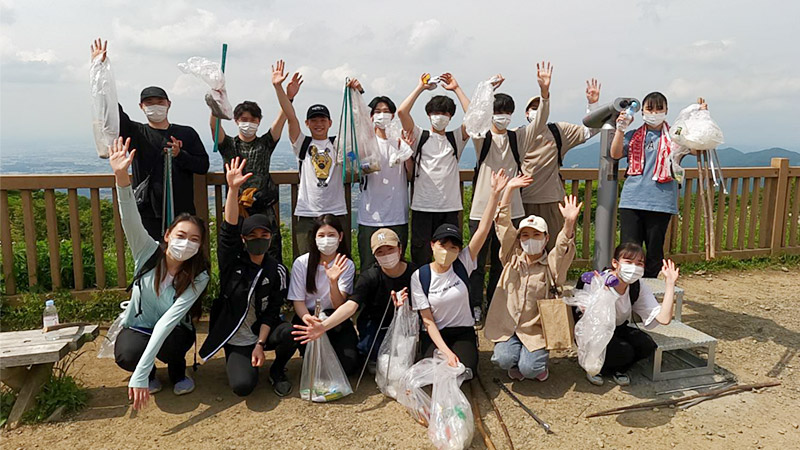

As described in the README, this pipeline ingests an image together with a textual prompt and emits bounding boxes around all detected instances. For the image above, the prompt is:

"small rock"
[627,429,634,434]
[653,407,659,412]
[779,430,786,435]
[598,440,605,448]
[717,432,726,438]
[792,423,799,429]
[215,396,223,402]
[694,270,706,275]
[781,266,789,272]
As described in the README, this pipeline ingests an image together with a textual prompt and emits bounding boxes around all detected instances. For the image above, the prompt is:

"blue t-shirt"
[618,129,678,214]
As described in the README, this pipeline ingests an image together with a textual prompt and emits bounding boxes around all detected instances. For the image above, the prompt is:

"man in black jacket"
[198,157,295,397]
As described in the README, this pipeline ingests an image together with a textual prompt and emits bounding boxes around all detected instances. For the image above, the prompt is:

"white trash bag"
[564,273,617,376]
[397,356,438,426]
[429,360,473,450]
[97,301,129,358]
[90,56,120,159]
[376,303,419,399]
[463,75,500,139]
[670,104,724,150]
[386,120,413,167]
[177,56,232,120]
[299,312,353,402]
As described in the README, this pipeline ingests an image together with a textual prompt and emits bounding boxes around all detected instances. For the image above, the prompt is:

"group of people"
[90,38,685,411]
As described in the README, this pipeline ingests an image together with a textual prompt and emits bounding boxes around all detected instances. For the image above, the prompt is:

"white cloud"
[169,73,208,98]
[0,0,15,25]
[370,77,396,94]
[321,63,361,90]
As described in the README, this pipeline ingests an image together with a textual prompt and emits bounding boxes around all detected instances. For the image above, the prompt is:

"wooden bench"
[0,324,98,429]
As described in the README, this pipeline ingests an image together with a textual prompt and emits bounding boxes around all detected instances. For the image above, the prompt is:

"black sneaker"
[269,372,293,397]
[367,360,377,375]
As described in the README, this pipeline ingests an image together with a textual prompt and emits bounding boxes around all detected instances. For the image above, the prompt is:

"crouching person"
[108,137,210,411]
[484,174,581,381]
[199,157,296,397]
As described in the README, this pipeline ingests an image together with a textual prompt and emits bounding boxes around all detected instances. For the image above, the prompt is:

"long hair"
[155,214,210,309]
[306,214,350,294]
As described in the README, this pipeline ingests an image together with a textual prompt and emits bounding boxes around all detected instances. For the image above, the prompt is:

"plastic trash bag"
[90,56,120,159]
[177,56,232,120]
[299,313,353,402]
[397,356,437,426]
[376,303,419,399]
[385,120,414,168]
[97,301,129,358]
[564,273,617,376]
[670,104,724,150]
[463,75,500,139]
[337,83,382,175]
[429,360,473,450]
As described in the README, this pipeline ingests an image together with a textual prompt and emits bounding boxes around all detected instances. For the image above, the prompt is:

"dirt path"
[3,267,799,449]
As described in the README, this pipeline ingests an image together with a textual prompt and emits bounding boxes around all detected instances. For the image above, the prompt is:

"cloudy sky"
[1,0,798,153]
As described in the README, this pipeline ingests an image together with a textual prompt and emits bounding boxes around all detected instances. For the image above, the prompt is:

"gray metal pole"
[593,123,618,271]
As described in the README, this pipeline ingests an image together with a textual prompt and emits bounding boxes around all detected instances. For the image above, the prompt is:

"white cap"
[518,215,548,234]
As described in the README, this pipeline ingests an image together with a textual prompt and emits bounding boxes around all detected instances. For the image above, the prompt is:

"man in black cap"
[272,65,351,255]
[91,39,209,241]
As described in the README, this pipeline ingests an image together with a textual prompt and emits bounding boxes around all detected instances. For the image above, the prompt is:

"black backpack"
[298,136,337,176]
[472,130,520,187]
[547,123,566,182]
[411,130,458,192]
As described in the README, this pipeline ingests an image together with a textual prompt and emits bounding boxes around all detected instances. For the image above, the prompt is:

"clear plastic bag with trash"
[177,56,232,120]
[97,301,129,358]
[376,303,419,399]
[90,56,120,159]
[670,104,724,151]
[386,120,413,168]
[563,272,618,376]
[337,81,382,175]
[429,359,474,450]
[463,75,501,139]
[299,311,353,402]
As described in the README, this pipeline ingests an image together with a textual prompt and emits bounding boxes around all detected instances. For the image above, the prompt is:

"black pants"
[601,324,657,375]
[140,216,164,243]
[468,218,521,311]
[619,208,673,278]
[115,325,195,384]
[293,313,360,376]
[222,322,297,397]
[420,326,479,375]
[411,210,460,267]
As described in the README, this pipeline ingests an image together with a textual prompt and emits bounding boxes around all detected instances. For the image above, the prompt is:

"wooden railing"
[1,158,798,296]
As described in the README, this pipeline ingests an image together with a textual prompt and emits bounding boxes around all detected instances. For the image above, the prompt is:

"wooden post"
[44,189,61,289]
[0,189,16,295]
[770,158,790,254]
[67,189,84,290]
[20,190,38,287]
[90,188,106,289]
[291,184,299,260]
[111,188,127,288]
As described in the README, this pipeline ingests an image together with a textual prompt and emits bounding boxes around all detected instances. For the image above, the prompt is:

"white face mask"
[237,121,258,138]
[167,238,200,261]
[520,237,546,255]
[143,105,168,123]
[492,114,512,130]
[315,236,339,256]
[618,263,645,283]
[429,114,451,132]
[642,112,666,127]
[372,112,392,130]
[375,251,401,269]
[526,110,537,123]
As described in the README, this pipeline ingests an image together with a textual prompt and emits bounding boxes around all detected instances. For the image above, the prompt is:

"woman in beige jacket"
[484,174,581,381]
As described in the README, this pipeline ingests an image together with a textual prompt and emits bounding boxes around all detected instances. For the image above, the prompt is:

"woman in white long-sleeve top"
[108,137,210,411]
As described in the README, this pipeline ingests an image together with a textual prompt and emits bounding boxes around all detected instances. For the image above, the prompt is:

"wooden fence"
[1,158,798,296]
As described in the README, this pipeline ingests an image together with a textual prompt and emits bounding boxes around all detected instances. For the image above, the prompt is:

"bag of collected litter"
[386,120,413,168]
[97,301,129,358]
[337,81,382,177]
[376,303,419,399]
[177,56,232,120]
[299,312,353,402]
[670,104,724,150]
[463,75,501,139]
[90,56,120,159]
[429,360,474,450]
[397,356,438,426]
[564,273,617,376]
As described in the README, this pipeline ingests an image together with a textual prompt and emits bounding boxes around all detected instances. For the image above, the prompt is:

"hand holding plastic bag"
[464,75,501,139]
[670,103,724,150]
[90,56,120,159]
[97,301,129,358]
[376,303,419,398]
[337,81,382,175]
[299,312,353,402]
[564,273,617,376]
[177,57,232,119]
[429,360,474,450]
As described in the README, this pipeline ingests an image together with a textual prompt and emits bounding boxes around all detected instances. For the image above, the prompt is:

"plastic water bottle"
[43,299,59,340]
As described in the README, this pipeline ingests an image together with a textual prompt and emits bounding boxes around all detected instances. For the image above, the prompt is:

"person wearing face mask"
[287,214,359,375]
[484,173,581,382]
[197,157,296,397]
[106,137,210,411]
[577,243,680,386]
[210,60,304,261]
[409,170,508,375]
[519,77,603,253]
[467,64,554,320]
[397,72,472,267]
[610,92,708,278]
[90,39,209,241]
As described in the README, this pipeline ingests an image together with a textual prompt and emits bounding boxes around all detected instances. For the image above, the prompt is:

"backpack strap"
[419,263,432,298]
[507,129,521,175]
[298,136,336,176]
[630,280,641,305]
[451,258,470,291]
[472,131,494,186]
[445,131,459,159]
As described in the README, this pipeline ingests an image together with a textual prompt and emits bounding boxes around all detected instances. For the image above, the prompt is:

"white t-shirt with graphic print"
[291,132,347,217]
[410,248,477,329]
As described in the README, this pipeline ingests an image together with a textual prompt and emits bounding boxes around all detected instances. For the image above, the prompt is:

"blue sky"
[1,0,799,154]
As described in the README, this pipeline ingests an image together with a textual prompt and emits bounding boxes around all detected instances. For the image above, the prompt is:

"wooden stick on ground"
[477,375,514,450]
[587,381,781,418]
[469,381,496,450]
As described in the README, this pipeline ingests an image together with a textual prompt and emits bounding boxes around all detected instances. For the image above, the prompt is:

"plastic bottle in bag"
[376,303,419,399]
[298,311,354,402]
[429,361,474,450]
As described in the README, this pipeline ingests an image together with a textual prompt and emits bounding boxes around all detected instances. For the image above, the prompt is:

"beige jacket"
[484,203,575,352]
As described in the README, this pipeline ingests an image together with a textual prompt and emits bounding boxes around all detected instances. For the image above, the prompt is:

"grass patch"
[679,253,800,274]
[0,289,126,331]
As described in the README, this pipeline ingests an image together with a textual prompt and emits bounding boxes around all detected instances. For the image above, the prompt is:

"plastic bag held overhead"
[90,56,120,159]
[337,80,382,178]
[177,56,232,120]
[670,104,724,150]
[563,273,617,376]
[376,303,419,399]
[463,75,501,139]
[299,311,353,402]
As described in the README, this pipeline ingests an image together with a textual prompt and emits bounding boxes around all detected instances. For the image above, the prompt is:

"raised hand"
[324,253,348,282]
[286,72,304,100]
[440,73,459,91]
[490,74,505,90]
[418,73,437,91]
[490,168,509,195]
[346,78,364,93]
[507,174,534,191]
[224,156,253,189]
[164,136,182,157]
[558,195,583,223]
[661,259,680,284]
[391,288,409,307]
[586,78,601,104]
[91,38,107,62]
[537,61,553,95]
[271,59,289,86]
[109,137,136,175]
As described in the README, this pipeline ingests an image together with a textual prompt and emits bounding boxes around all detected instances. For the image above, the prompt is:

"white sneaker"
[586,372,604,386]
[173,376,195,395]
[613,372,631,386]
[148,377,162,395]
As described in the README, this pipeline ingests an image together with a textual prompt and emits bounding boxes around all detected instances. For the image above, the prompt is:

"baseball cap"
[140,86,169,102]
[306,104,331,120]
[518,215,548,234]
[241,214,273,236]
[370,228,400,254]
[431,223,463,246]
